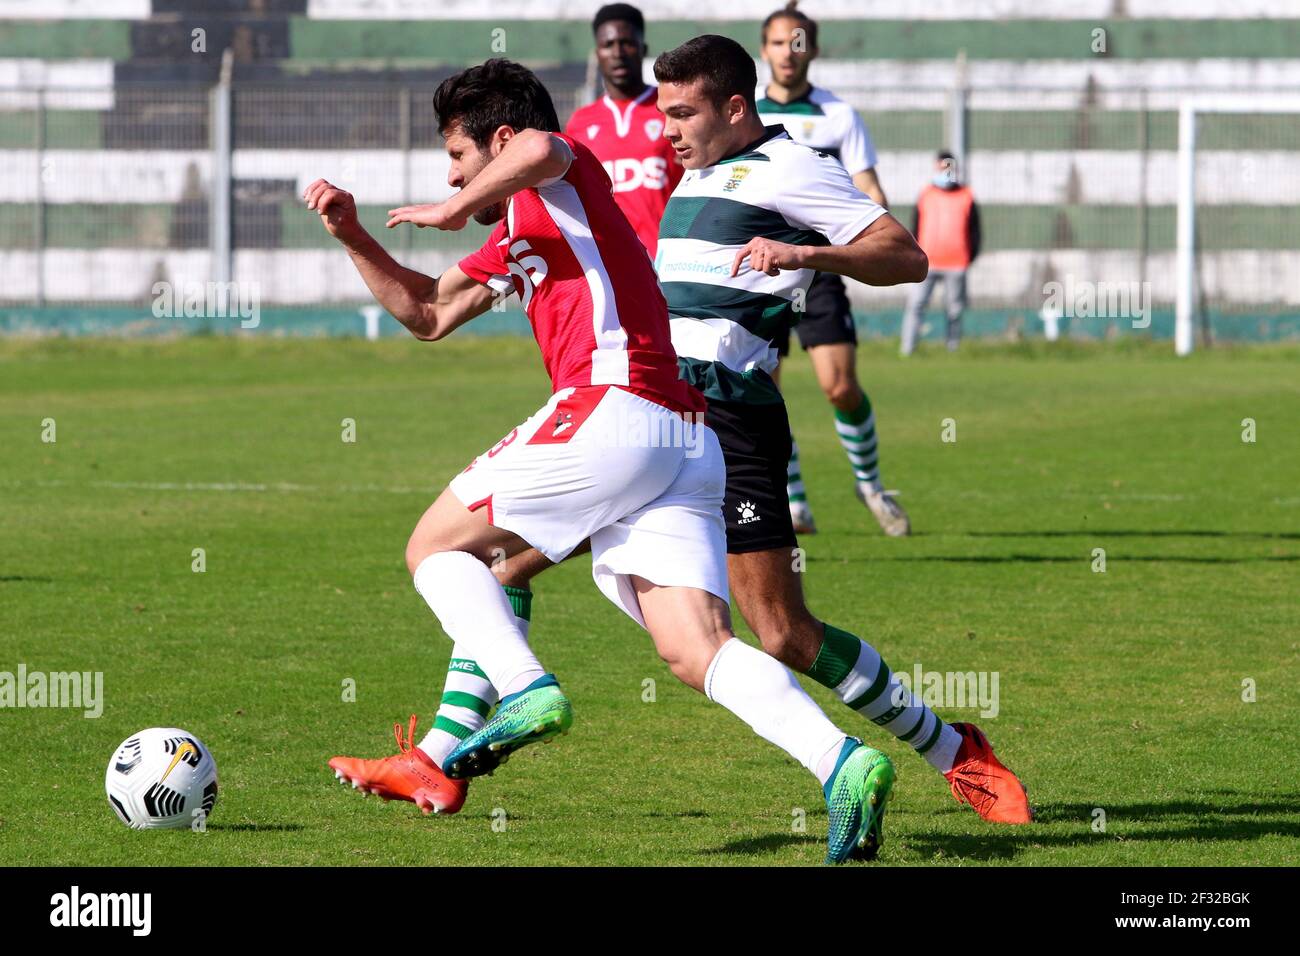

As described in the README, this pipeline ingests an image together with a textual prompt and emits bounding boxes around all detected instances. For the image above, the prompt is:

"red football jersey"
[458,133,703,415]
[565,87,683,257]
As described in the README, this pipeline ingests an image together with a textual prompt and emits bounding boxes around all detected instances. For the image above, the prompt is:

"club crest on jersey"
[644,118,663,140]
[587,124,600,139]
[722,165,751,193]
[802,120,815,138]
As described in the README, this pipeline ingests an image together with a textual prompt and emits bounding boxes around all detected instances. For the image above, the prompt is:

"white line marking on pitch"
[6,480,1297,508]
[2,478,432,495]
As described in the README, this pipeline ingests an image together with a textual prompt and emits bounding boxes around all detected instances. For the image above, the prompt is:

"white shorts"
[448,385,728,628]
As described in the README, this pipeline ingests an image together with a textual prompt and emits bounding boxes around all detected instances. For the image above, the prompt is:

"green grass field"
[1,336,1297,866]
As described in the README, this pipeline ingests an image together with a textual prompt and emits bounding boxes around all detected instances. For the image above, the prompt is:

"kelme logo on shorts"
[737,501,761,524]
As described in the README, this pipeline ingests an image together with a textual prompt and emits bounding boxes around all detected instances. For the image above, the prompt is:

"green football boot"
[443,674,572,779]
[824,739,895,865]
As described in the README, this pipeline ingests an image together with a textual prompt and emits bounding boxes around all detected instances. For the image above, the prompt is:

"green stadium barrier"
[2,306,1295,342]
[0,305,530,337]
[288,19,1300,64]
[4,18,1299,63]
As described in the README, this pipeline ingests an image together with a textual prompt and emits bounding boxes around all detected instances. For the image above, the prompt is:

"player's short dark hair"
[592,3,645,36]
[432,59,561,148]
[937,149,956,162]
[761,1,819,50]
[653,35,758,112]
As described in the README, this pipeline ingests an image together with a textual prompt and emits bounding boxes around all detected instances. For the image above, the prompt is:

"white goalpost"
[1175,93,1300,356]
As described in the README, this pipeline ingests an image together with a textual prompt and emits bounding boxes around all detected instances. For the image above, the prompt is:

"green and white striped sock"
[787,433,807,504]
[417,585,530,765]
[805,623,962,774]
[835,395,880,486]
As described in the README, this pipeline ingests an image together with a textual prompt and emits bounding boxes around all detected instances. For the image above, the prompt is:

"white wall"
[305,1,1300,21]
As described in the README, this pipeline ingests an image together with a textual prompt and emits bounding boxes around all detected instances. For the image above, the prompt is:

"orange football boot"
[944,722,1033,824]
[329,715,467,815]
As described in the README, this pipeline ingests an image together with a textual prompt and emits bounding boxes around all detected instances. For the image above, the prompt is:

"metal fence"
[2,78,1298,341]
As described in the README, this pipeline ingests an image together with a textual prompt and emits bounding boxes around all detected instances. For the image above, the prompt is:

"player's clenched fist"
[303,178,364,246]
[731,236,807,277]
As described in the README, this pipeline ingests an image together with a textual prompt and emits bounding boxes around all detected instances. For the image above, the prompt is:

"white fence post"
[950,49,969,181]
[210,49,234,288]
[1175,101,1197,357]
[35,86,46,308]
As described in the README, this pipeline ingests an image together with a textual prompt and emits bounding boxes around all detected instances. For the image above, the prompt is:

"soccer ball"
[105,728,218,830]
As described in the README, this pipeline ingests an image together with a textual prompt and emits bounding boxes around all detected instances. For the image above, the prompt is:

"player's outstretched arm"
[385,130,573,231]
[731,214,926,287]
[303,178,495,341]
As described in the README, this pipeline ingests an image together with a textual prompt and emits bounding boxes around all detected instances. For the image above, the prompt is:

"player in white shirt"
[756,3,910,538]
[481,35,1032,840]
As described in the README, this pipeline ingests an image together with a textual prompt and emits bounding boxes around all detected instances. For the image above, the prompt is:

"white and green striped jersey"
[756,85,878,177]
[655,125,886,404]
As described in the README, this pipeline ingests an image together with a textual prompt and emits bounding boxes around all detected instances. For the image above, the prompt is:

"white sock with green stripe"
[806,623,962,774]
[416,585,531,766]
[786,433,807,505]
[417,650,497,766]
[835,394,880,486]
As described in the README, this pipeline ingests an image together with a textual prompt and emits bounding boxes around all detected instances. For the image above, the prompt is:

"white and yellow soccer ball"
[105,728,218,830]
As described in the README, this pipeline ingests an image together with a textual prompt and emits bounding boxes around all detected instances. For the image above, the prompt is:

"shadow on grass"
[810,554,1298,564]
[701,832,814,857]
[701,794,1300,860]
[207,822,305,832]
[1032,796,1300,822]
[906,820,1300,862]
[902,795,1300,862]
[964,530,1300,541]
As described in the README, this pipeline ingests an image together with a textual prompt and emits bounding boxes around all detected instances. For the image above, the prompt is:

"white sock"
[704,638,848,786]
[924,725,963,774]
[411,552,545,698]
[813,738,850,785]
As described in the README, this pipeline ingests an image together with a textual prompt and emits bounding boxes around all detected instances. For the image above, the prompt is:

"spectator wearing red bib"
[901,150,981,355]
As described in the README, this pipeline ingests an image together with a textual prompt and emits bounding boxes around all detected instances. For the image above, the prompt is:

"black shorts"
[704,396,798,554]
[775,271,857,356]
